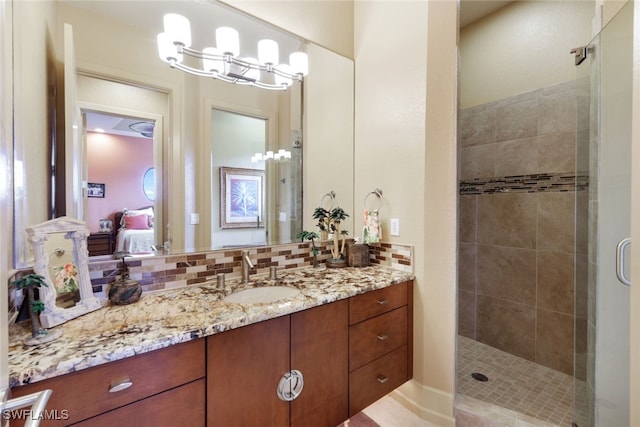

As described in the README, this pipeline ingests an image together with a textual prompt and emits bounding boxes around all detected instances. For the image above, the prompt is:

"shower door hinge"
[570,46,589,66]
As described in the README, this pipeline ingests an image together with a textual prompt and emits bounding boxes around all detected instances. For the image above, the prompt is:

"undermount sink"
[224,286,301,304]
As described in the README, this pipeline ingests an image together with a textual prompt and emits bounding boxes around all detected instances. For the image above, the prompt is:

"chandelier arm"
[180,45,300,80]
[169,60,288,91]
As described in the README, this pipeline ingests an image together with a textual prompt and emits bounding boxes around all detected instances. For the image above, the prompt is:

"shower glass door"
[574,2,632,426]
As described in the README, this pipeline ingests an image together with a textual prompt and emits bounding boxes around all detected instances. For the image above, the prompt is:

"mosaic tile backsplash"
[85,240,413,295]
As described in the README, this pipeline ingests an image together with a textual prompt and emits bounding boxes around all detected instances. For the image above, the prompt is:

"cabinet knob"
[376,299,388,305]
[376,375,389,384]
[377,334,389,341]
[277,369,304,401]
[108,379,133,393]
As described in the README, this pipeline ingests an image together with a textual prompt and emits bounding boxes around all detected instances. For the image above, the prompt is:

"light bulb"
[163,13,191,47]
[290,52,309,76]
[258,39,279,65]
[265,151,274,160]
[216,27,240,56]
[157,32,183,63]
[202,47,223,74]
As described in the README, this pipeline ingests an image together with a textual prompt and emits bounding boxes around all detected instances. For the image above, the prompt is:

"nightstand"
[88,232,115,256]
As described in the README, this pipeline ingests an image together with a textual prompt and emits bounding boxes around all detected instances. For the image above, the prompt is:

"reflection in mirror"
[26,217,103,328]
[85,109,161,256]
[12,0,354,267]
[143,168,156,202]
[212,109,266,247]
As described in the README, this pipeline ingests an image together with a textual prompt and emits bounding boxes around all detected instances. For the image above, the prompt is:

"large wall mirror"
[12,0,355,268]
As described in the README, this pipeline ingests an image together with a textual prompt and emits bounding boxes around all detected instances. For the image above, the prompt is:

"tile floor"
[457,335,578,426]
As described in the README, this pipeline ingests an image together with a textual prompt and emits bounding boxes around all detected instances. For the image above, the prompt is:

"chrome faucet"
[241,250,255,284]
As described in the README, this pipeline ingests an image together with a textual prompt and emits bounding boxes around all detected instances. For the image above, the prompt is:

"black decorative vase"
[109,279,142,305]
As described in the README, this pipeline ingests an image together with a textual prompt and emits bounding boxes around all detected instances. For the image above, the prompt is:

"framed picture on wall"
[87,182,105,198]
[220,167,264,229]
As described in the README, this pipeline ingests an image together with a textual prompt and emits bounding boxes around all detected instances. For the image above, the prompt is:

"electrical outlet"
[390,218,400,236]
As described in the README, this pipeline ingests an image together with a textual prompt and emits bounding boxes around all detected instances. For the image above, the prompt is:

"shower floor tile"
[457,335,577,426]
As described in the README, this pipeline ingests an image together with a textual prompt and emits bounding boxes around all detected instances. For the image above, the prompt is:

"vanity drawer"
[349,306,407,371]
[348,346,408,416]
[11,339,205,426]
[71,379,205,427]
[349,282,407,325]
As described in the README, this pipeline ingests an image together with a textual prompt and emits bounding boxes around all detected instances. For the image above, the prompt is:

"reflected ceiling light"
[129,121,155,138]
[157,13,309,91]
[251,149,292,163]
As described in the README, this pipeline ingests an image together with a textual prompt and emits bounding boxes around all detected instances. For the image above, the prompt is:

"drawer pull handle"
[108,379,133,393]
[376,299,388,305]
[377,334,389,341]
[377,376,389,384]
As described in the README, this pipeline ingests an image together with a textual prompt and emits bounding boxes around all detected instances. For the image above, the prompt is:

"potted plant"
[12,273,62,345]
[312,207,330,241]
[327,207,349,268]
[297,230,320,268]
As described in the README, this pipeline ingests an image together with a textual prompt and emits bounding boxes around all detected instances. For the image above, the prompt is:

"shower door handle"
[616,237,631,286]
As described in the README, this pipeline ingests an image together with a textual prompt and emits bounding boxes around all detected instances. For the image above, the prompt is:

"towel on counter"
[362,209,381,244]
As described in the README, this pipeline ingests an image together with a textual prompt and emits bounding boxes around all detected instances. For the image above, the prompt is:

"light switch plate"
[190,213,200,225]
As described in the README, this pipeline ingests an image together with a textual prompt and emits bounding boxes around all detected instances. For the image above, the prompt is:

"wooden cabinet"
[207,299,349,427]
[11,339,205,427]
[348,281,413,416]
[10,280,412,427]
[207,316,291,426]
[291,300,349,426]
[87,232,114,256]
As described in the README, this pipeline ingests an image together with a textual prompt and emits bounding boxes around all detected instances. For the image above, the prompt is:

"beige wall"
[460,1,593,108]
[354,0,457,424]
[221,0,354,59]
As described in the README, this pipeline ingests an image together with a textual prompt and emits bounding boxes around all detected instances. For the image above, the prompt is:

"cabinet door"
[207,316,290,426]
[291,299,348,427]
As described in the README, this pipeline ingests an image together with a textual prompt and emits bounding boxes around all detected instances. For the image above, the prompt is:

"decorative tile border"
[459,173,589,195]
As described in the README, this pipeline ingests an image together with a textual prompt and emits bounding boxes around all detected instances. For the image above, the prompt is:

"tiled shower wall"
[457,80,588,377]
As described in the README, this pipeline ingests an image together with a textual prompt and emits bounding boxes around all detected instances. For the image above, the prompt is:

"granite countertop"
[9,265,413,389]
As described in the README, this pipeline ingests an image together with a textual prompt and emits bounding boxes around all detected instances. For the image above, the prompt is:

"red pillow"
[124,214,150,230]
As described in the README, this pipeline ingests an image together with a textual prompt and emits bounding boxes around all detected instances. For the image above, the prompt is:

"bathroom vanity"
[9,266,413,426]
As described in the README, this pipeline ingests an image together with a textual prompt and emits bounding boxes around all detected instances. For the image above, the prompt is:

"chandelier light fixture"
[157,13,309,91]
[251,149,292,163]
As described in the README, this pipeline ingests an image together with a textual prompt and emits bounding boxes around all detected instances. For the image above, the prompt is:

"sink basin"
[224,286,301,304]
